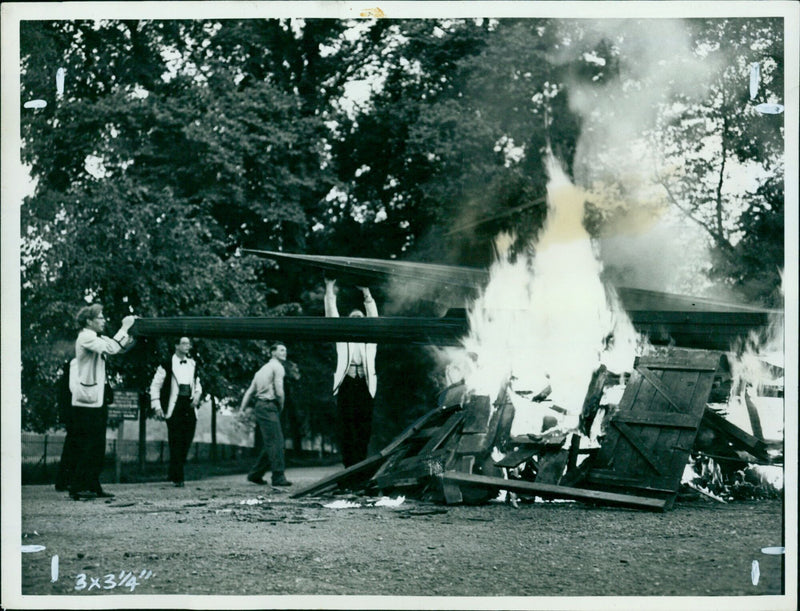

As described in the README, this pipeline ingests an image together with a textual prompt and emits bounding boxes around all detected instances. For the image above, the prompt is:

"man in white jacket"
[324,279,378,467]
[149,337,203,487]
[69,304,136,500]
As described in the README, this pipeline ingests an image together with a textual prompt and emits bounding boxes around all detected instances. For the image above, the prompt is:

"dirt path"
[13,466,788,606]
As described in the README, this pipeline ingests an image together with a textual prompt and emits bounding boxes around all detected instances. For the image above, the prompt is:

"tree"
[651,18,784,305]
[18,19,357,431]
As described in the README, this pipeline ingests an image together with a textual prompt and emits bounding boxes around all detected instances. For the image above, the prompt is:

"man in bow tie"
[149,337,203,487]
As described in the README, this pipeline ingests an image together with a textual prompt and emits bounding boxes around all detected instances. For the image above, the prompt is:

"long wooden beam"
[130,310,774,350]
[244,250,780,315]
[441,472,667,511]
[242,249,485,289]
[130,316,468,345]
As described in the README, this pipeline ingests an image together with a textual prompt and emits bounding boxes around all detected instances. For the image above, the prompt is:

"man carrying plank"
[324,279,379,468]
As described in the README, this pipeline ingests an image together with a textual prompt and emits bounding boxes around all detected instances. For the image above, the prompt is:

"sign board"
[108,390,139,421]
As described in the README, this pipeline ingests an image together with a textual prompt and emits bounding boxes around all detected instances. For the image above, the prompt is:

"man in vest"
[240,342,292,487]
[149,337,203,487]
[324,279,378,468]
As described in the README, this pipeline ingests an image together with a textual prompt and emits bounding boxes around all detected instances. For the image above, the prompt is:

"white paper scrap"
[323,500,362,509]
[374,496,405,507]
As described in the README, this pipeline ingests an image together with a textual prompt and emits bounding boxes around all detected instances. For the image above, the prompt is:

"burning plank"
[243,250,780,351]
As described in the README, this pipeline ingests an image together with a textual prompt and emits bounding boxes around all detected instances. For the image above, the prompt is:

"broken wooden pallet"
[291,404,460,498]
[700,407,773,463]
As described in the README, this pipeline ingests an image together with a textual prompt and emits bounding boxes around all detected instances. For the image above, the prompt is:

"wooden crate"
[576,349,725,509]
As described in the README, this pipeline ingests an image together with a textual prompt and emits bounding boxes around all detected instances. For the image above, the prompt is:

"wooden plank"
[636,349,723,370]
[441,472,667,511]
[456,434,488,454]
[579,366,608,434]
[631,361,720,372]
[461,395,492,434]
[535,450,570,485]
[610,421,664,475]
[418,412,464,455]
[294,406,460,498]
[702,409,770,460]
[566,434,581,472]
[494,447,538,468]
[508,436,542,446]
[647,367,694,479]
[637,366,684,412]
[614,411,699,428]
[441,479,463,504]
[661,369,711,499]
[743,392,765,440]
[642,367,696,499]
[585,469,675,493]
[374,449,450,489]
[133,315,468,346]
[458,455,475,473]
[291,452,387,498]
[379,405,460,457]
[616,370,656,476]
[596,370,647,469]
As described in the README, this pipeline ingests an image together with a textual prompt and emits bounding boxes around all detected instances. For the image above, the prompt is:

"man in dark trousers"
[54,357,77,492]
[240,342,292,487]
[69,304,137,500]
[149,337,203,487]
[324,279,378,468]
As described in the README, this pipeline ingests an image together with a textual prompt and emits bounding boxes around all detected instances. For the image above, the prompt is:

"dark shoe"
[55,484,69,492]
[70,490,97,501]
[94,489,115,498]
[173,481,185,488]
[247,475,267,485]
[271,477,293,487]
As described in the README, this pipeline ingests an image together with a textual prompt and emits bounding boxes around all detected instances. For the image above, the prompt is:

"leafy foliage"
[18,17,785,436]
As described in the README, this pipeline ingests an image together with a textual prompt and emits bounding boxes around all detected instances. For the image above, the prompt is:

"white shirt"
[172,354,194,385]
[349,343,363,366]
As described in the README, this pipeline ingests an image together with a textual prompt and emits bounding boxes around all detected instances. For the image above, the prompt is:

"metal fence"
[21,431,252,484]
[21,429,338,485]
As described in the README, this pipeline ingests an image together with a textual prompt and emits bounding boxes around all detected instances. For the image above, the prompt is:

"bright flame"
[724,276,785,440]
[456,155,645,433]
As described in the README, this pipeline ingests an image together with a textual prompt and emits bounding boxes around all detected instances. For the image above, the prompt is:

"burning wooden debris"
[293,348,783,512]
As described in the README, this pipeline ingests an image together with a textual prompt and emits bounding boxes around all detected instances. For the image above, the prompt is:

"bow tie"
[179,359,187,365]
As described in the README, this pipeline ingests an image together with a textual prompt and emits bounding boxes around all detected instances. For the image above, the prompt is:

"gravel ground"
[10,466,791,609]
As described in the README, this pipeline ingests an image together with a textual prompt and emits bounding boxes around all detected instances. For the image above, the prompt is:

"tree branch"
[657,177,734,253]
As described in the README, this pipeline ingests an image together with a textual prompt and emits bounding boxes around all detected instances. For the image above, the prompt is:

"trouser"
[166,398,196,483]
[336,375,374,468]
[248,400,286,481]
[69,405,108,494]
[55,408,79,490]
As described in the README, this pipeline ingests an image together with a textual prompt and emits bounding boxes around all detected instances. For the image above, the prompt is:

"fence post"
[115,422,124,483]
[138,392,147,471]
[210,396,217,462]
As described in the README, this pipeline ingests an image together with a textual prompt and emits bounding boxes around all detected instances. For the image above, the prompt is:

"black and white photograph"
[2,2,797,609]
